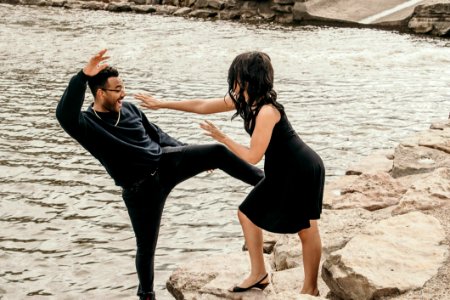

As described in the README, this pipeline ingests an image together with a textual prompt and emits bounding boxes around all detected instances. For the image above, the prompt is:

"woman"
[135,51,325,296]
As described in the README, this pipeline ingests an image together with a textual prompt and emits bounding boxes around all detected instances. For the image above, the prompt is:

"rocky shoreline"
[166,117,450,299]
[2,0,450,37]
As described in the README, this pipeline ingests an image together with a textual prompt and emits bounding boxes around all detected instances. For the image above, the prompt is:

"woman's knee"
[238,209,252,226]
[237,209,244,222]
[298,220,320,241]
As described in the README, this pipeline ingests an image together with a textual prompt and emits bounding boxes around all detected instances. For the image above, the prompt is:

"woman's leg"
[298,220,321,296]
[236,210,269,287]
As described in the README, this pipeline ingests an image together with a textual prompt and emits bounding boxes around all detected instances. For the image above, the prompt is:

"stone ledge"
[2,0,449,36]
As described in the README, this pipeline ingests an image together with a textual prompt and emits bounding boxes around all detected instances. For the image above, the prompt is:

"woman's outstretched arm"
[134,93,235,114]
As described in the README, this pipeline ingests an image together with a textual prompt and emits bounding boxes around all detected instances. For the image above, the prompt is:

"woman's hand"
[134,93,163,110]
[200,120,228,143]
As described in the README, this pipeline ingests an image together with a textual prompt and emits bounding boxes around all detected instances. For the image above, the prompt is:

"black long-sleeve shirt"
[56,70,185,187]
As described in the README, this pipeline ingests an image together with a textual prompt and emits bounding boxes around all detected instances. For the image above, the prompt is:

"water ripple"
[0,3,449,298]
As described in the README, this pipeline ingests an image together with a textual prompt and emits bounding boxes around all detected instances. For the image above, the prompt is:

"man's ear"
[95,88,104,101]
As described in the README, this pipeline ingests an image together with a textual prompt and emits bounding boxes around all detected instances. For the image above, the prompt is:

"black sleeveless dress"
[239,112,325,233]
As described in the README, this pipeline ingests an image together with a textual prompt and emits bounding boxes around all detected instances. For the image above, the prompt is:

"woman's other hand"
[200,120,228,143]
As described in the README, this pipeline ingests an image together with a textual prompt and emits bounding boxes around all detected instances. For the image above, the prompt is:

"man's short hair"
[87,66,119,98]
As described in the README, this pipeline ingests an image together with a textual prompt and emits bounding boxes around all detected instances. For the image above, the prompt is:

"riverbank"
[167,117,450,299]
[2,0,449,36]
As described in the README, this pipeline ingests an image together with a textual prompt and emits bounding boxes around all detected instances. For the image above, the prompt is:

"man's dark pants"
[122,144,264,299]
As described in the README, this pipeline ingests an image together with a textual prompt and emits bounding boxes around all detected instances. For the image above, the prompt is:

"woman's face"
[233,81,249,102]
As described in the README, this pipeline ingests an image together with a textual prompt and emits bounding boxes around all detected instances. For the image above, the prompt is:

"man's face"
[97,76,125,113]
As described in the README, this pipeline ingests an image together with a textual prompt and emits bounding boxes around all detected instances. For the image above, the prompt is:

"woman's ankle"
[300,287,319,296]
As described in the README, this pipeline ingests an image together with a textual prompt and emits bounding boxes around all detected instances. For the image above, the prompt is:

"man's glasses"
[101,87,125,93]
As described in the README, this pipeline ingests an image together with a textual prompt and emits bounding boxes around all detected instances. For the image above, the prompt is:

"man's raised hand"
[83,49,110,77]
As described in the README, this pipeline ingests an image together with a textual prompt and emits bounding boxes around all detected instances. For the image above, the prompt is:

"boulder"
[80,1,105,10]
[271,207,393,271]
[173,6,191,15]
[345,149,394,175]
[188,9,217,18]
[166,253,274,299]
[391,144,450,178]
[155,4,178,14]
[328,172,406,211]
[322,175,358,208]
[218,10,240,20]
[392,167,450,215]
[322,211,448,300]
[292,2,311,21]
[105,2,132,11]
[408,3,450,36]
[132,4,156,12]
[419,127,450,154]
[271,266,329,298]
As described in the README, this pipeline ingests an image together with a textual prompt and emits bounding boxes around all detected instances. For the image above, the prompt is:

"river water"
[0,3,449,299]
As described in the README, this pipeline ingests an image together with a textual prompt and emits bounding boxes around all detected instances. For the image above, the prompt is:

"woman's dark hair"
[227,51,284,134]
[87,66,119,98]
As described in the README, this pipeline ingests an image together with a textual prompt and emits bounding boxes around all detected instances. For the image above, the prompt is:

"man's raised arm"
[56,49,110,135]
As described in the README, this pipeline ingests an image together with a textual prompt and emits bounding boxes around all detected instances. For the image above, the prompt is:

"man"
[56,49,264,300]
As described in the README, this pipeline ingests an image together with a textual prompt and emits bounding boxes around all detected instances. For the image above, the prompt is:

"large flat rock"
[322,211,448,300]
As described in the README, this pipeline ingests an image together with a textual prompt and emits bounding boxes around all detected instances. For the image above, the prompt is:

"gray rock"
[240,0,257,11]
[80,1,105,10]
[155,5,178,14]
[320,207,393,256]
[194,0,207,8]
[328,172,407,211]
[408,3,450,36]
[276,13,294,23]
[63,0,81,8]
[162,0,178,6]
[167,253,274,299]
[106,2,132,12]
[345,149,394,175]
[271,4,292,13]
[391,144,450,178]
[188,9,217,18]
[273,0,294,4]
[218,10,240,20]
[20,0,41,5]
[207,0,224,10]
[259,11,276,21]
[271,266,330,298]
[419,128,450,155]
[132,4,156,13]
[392,167,450,215]
[322,211,448,300]
[430,119,450,130]
[1,0,20,4]
[271,207,393,271]
[292,2,311,21]
[173,6,191,15]
[50,0,65,6]
[322,174,359,208]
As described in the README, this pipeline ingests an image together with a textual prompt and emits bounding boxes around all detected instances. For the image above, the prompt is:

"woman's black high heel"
[230,273,269,292]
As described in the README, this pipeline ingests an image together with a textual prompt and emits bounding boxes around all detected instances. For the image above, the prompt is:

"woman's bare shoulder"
[258,104,281,121]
